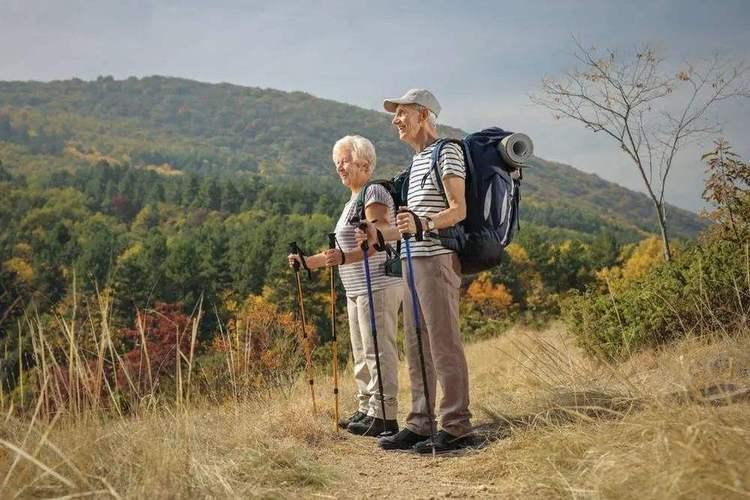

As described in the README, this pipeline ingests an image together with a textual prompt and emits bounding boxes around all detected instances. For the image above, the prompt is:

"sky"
[1,0,749,212]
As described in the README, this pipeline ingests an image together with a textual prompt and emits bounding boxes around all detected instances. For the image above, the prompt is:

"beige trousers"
[346,286,402,419]
[402,252,472,437]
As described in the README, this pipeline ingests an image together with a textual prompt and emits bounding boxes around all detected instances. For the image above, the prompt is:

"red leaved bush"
[206,294,307,393]
[117,302,195,395]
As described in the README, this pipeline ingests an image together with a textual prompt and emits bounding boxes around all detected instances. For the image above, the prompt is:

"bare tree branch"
[530,40,750,261]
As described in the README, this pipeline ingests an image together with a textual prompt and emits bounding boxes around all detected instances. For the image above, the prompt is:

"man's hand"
[396,208,421,236]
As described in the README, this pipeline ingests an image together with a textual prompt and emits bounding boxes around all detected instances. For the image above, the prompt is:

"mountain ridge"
[0,75,706,239]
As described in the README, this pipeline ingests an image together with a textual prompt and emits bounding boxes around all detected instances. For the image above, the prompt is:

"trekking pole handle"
[288,242,301,271]
[289,241,313,279]
[398,207,424,242]
[328,232,336,250]
[357,222,370,251]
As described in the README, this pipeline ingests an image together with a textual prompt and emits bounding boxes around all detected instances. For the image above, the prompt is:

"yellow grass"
[1,322,749,499]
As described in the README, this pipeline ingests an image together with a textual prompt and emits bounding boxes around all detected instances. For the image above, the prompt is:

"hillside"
[0,76,705,239]
[2,324,748,498]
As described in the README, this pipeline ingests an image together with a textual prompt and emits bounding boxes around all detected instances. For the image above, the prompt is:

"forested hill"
[0,75,704,238]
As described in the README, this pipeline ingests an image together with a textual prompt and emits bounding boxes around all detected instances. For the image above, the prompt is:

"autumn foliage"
[118,302,195,395]
[466,272,514,313]
[202,294,309,396]
[564,145,750,358]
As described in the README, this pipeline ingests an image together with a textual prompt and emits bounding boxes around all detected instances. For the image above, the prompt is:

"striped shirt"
[402,141,466,258]
[334,184,402,297]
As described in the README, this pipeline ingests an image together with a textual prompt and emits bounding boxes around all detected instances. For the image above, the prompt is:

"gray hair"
[332,135,377,173]
[416,104,438,131]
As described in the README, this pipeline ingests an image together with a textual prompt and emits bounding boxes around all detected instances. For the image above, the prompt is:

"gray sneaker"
[338,410,367,429]
[347,416,398,437]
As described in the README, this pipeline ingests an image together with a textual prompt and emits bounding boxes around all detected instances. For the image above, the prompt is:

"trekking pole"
[357,220,394,437]
[400,210,436,456]
[289,242,317,416]
[327,233,340,433]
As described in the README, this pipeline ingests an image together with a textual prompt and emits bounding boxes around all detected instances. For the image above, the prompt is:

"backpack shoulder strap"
[355,180,395,222]
[422,138,465,201]
[354,181,374,222]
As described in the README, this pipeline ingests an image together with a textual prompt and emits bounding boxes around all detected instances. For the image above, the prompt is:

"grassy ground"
[2,323,749,499]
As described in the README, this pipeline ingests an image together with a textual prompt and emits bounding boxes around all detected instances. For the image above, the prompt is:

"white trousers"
[346,285,402,419]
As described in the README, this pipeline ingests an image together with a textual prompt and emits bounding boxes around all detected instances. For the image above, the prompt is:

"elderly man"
[360,89,473,454]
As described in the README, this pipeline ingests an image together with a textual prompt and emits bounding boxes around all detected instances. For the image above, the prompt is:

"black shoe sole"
[378,434,428,451]
[347,426,399,437]
[414,446,477,456]
[413,439,478,456]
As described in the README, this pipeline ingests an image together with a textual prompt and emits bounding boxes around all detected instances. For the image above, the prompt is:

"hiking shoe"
[347,416,399,437]
[413,430,477,455]
[378,428,428,450]
[338,410,367,429]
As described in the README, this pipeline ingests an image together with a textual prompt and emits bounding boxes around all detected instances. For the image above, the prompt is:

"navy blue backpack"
[427,127,522,274]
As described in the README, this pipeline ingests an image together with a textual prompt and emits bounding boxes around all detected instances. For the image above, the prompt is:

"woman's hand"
[354,222,377,249]
[287,253,303,268]
[323,248,344,267]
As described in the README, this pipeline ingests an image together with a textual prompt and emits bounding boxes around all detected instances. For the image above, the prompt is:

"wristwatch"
[424,216,436,234]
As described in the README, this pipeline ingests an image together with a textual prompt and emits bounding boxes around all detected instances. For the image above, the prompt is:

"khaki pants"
[402,252,472,437]
[346,286,402,419]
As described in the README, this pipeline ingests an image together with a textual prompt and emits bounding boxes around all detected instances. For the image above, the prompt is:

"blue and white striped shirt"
[334,184,402,297]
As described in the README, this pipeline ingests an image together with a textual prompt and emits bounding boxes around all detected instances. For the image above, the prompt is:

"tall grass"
[1,294,749,498]
[0,289,329,497]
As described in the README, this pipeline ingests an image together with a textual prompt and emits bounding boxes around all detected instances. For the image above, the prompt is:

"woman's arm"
[327,202,385,265]
[356,201,401,246]
[288,251,326,270]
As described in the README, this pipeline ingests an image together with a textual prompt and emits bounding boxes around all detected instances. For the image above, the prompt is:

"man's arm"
[428,174,466,229]
[394,174,466,236]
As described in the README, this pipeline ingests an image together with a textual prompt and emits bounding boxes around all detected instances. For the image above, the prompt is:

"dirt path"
[299,328,531,499]
[315,432,504,499]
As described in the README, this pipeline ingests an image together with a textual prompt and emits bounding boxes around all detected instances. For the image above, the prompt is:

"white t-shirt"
[402,141,466,258]
[334,184,402,297]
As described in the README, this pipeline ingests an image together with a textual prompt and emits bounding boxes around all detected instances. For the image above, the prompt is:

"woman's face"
[334,147,370,190]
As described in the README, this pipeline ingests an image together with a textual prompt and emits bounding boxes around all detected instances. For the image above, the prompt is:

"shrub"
[197,294,307,398]
[564,239,749,358]
[118,302,195,396]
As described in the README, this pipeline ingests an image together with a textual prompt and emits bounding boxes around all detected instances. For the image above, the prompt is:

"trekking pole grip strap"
[374,228,386,252]
[288,241,313,280]
[398,209,424,241]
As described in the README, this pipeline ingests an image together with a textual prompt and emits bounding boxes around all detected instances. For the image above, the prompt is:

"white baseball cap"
[383,88,441,117]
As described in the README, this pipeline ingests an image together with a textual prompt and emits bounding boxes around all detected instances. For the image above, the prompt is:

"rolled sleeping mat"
[499,133,534,169]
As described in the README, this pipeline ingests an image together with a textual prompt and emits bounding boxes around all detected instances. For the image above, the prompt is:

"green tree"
[222,181,241,212]
[74,214,124,292]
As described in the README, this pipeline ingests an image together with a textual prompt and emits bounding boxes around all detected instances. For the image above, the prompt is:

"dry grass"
[1,321,749,498]
[1,391,339,498]
[459,324,750,499]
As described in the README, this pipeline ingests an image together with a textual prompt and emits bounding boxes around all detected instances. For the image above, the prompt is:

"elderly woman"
[287,135,402,437]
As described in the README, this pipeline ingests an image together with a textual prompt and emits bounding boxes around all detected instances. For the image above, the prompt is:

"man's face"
[391,104,423,144]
